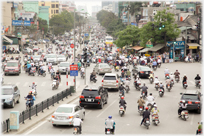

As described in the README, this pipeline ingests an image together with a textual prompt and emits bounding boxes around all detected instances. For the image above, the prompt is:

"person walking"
[162,53,166,63]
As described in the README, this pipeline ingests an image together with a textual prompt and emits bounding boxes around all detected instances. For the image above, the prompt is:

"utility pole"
[21,19,24,49]
[197,15,201,44]
[73,9,76,92]
[185,26,187,57]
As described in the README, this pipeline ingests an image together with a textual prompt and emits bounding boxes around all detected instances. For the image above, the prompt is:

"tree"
[139,9,181,47]
[38,18,48,34]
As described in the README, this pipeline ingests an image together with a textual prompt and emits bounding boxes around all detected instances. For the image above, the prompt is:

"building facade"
[39,1,59,18]
[38,6,50,26]
[59,4,69,13]
[22,1,39,14]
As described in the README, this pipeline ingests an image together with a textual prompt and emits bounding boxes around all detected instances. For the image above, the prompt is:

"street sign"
[70,44,74,48]
[167,41,185,46]
[70,65,78,71]
[84,33,89,37]
[70,70,78,76]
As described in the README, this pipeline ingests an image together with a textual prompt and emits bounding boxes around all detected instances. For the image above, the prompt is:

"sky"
[74,1,102,16]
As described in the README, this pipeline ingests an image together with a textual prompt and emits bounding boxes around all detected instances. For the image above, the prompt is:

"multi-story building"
[38,6,50,26]
[22,1,39,14]
[68,1,76,12]
[102,1,118,15]
[59,4,69,13]
[39,1,59,19]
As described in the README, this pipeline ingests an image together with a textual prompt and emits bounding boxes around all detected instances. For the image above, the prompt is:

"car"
[79,85,108,109]
[51,104,85,126]
[22,48,33,55]
[46,54,58,65]
[1,84,20,108]
[57,55,66,63]
[32,55,42,62]
[180,90,202,114]
[102,73,120,91]
[58,62,70,74]
[33,46,39,52]
[93,63,112,75]
[132,66,153,78]
[4,60,21,76]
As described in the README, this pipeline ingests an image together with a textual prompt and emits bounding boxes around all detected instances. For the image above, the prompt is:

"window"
[56,10,59,13]
[56,4,58,8]
[51,4,55,8]
[51,10,53,14]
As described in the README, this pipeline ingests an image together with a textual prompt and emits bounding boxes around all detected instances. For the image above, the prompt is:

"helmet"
[154,105,157,107]
[121,96,124,99]
[160,81,162,84]
[184,74,186,76]
[150,93,152,95]
[176,70,178,71]
[76,114,79,118]
[120,83,123,85]
[29,91,32,94]
[171,72,173,75]
[33,82,35,84]
[182,100,185,103]
[167,76,170,79]
[145,107,148,110]
[108,116,112,119]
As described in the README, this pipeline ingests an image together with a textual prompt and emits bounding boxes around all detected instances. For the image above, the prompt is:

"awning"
[131,46,144,51]
[187,43,200,49]
[139,48,151,53]
[3,35,13,44]
[148,44,165,52]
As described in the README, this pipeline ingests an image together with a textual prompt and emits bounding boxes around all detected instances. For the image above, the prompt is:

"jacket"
[119,99,127,106]
[142,110,150,119]
[137,98,145,106]
[105,119,115,129]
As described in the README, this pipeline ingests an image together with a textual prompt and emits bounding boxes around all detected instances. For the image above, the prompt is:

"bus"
[105,36,113,46]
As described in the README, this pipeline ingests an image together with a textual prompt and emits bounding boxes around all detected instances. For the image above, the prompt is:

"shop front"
[167,41,185,60]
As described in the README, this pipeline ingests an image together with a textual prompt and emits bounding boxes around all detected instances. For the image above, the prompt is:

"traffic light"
[151,23,154,30]
[159,23,162,30]
[162,24,165,28]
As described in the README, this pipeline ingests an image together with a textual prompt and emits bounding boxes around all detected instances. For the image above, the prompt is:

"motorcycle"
[147,103,153,112]
[119,105,125,117]
[149,77,154,84]
[138,106,144,116]
[152,65,157,71]
[155,83,159,91]
[152,114,160,126]
[158,63,161,68]
[179,110,189,121]
[28,67,36,76]
[195,80,201,89]
[125,85,130,93]
[81,72,85,79]
[166,84,171,92]
[52,80,58,90]
[90,75,97,83]
[51,72,55,80]
[115,66,119,72]
[171,79,174,87]
[126,76,131,81]
[158,88,164,97]
[38,70,46,77]
[143,118,150,129]
[25,98,34,110]
[106,128,113,135]
[73,126,80,135]
[119,90,124,98]
[175,76,180,83]
[142,92,146,99]
[134,81,141,91]
[183,82,188,89]
[165,73,169,79]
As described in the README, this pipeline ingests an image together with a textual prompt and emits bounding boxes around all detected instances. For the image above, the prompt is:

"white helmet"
[184,74,186,76]
[160,81,162,84]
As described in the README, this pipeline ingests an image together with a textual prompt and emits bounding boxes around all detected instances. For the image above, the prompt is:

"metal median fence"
[2,87,75,133]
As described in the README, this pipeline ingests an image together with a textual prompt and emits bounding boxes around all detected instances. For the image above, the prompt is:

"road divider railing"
[2,86,75,133]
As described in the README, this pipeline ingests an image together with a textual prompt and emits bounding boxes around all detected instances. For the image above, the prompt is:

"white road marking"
[41,82,46,86]
[23,82,29,87]
[96,99,117,118]
[190,114,194,125]
[23,120,47,135]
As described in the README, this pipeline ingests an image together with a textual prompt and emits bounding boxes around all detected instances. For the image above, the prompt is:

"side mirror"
[180,93,183,95]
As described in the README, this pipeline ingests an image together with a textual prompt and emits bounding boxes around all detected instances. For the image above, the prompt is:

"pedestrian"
[162,52,166,63]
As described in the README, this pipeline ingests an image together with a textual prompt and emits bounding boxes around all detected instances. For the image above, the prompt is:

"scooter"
[138,106,144,116]
[158,88,164,97]
[126,76,131,81]
[38,70,46,77]
[155,83,159,91]
[125,85,130,93]
[105,128,113,135]
[165,73,169,79]
[175,76,180,83]
[183,82,188,89]
[134,81,141,91]
[149,77,154,84]
[90,75,97,83]
[179,110,189,121]
[171,79,174,87]
[81,72,85,79]
[152,114,160,126]
[119,90,124,99]
[158,63,161,68]
[195,80,201,89]
[142,92,146,99]
[28,68,36,76]
[143,118,150,129]
[153,66,157,71]
[25,98,34,110]
[52,80,58,90]
[166,84,171,92]
[73,126,80,135]
[119,105,125,117]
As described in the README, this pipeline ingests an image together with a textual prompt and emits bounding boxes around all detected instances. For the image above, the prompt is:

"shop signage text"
[12,20,31,26]
[167,41,185,47]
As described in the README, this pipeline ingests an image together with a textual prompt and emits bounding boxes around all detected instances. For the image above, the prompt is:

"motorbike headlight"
[6,97,12,102]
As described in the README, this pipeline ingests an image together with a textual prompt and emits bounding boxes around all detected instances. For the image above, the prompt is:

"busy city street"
[1,0,202,135]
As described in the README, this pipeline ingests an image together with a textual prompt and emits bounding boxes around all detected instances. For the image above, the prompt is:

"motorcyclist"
[174,70,180,78]
[140,107,150,126]
[105,116,115,134]
[48,62,52,72]
[53,75,59,87]
[196,122,202,135]
[165,76,172,88]
[90,70,96,81]
[56,70,61,82]
[141,83,148,97]
[73,114,83,134]
[164,67,170,77]
[137,96,145,110]
[119,96,127,110]
[195,74,201,86]
[25,91,34,108]
[39,64,45,75]
[152,60,157,68]
[159,81,165,91]
[27,62,32,73]
[77,61,81,69]
[146,93,155,109]
[126,69,131,78]
[50,66,55,78]
[154,76,159,87]
[81,66,85,77]
[119,83,126,96]
[157,58,161,65]
[170,72,174,83]
[182,74,188,87]
[151,105,159,122]
[30,82,37,90]
[135,76,141,87]
[178,100,187,116]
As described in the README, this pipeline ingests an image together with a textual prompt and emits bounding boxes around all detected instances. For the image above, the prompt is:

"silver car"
[58,62,70,74]
[46,54,57,65]
[102,73,120,90]
[51,104,85,126]
[57,55,66,63]
[94,63,112,75]
[32,55,41,62]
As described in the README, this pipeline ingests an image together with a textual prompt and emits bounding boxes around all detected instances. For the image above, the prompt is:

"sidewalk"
[3,84,86,135]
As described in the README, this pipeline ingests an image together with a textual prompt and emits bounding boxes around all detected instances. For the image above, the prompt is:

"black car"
[180,90,202,114]
[79,85,108,109]
[132,66,153,78]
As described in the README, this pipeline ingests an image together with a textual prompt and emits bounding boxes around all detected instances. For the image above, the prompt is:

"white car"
[57,55,66,63]
[51,104,85,126]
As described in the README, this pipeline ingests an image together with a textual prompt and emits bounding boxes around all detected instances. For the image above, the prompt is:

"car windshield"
[140,67,151,71]
[2,88,14,95]
[47,55,57,58]
[182,94,199,100]
[58,55,65,58]
[106,38,113,41]
[6,62,18,67]
[100,64,110,68]
[104,76,116,80]
[56,107,73,113]
[59,63,69,67]
[82,89,99,96]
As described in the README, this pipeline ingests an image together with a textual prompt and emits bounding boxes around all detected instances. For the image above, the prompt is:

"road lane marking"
[23,120,47,135]
[190,114,194,125]
[23,82,29,87]
[41,82,46,86]
[96,99,117,118]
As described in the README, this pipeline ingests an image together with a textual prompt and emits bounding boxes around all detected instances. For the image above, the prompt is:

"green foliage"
[38,18,48,34]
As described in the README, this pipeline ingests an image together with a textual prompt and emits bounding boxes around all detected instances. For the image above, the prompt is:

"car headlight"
[6,98,12,102]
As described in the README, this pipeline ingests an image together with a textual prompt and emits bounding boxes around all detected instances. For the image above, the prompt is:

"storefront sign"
[189,46,197,49]
[146,40,153,48]
[167,41,185,47]
[13,3,18,8]
[12,20,31,26]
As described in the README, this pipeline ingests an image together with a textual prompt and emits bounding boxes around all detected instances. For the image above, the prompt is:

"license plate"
[185,116,188,118]
[146,72,148,74]
[146,121,149,123]
[140,108,142,110]
[58,117,64,120]
[168,86,170,88]
[9,71,14,73]
[88,99,92,102]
